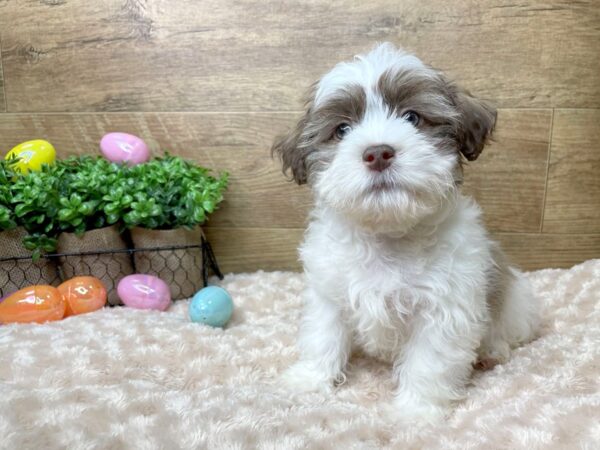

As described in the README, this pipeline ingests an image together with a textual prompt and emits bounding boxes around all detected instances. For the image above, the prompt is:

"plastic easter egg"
[5,139,56,174]
[100,132,150,166]
[0,285,66,324]
[58,276,107,317]
[117,274,171,311]
[189,286,233,328]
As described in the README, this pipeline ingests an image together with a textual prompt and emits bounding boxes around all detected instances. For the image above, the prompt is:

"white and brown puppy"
[273,43,539,423]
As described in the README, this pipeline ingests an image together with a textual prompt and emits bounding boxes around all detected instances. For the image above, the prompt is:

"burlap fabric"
[130,226,204,300]
[0,227,60,296]
[57,225,133,305]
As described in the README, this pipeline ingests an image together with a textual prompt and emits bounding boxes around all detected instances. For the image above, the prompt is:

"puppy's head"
[273,43,496,230]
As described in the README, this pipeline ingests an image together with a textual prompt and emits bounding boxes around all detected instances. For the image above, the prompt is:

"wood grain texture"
[204,227,304,273]
[463,109,550,232]
[1,0,598,112]
[543,109,600,234]
[0,109,549,232]
[0,32,5,112]
[495,233,600,271]
[205,227,600,273]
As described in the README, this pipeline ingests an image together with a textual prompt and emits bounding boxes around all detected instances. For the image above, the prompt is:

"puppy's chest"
[337,238,432,302]
[337,245,431,359]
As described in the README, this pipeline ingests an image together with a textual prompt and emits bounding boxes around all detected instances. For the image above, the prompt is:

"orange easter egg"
[58,276,107,317]
[0,285,66,324]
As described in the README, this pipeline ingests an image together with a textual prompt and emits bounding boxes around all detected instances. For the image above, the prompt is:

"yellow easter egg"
[5,139,56,173]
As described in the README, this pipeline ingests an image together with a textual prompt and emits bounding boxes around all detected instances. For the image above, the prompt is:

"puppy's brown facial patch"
[305,84,367,146]
[376,68,496,162]
[272,85,366,185]
[377,69,463,166]
[272,111,312,185]
[377,69,457,126]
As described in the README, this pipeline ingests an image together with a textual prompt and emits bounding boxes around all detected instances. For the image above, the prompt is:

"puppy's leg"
[391,300,485,424]
[477,251,540,369]
[282,287,350,393]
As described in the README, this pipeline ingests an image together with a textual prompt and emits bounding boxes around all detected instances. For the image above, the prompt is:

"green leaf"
[104,203,119,214]
[58,209,76,221]
[14,204,33,217]
[78,202,93,216]
[202,200,215,213]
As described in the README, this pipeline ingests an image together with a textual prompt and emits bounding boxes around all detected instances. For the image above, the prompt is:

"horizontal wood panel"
[206,227,600,274]
[204,227,304,273]
[495,233,600,271]
[463,109,550,232]
[1,1,598,112]
[543,109,600,234]
[0,109,550,233]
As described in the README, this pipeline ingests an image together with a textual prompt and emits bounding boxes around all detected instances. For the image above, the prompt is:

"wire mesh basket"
[0,236,223,303]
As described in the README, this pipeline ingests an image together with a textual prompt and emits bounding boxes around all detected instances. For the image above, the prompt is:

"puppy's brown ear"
[272,86,318,185]
[454,90,497,161]
[271,112,311,185]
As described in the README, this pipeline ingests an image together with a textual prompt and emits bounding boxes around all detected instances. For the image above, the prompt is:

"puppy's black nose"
[362,145,395,172]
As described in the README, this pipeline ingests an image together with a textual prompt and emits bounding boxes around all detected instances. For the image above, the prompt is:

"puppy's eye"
[335,123,352,140]
[401,111,420,126]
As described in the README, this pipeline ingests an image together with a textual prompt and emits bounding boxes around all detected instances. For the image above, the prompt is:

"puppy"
[272,43,539,423]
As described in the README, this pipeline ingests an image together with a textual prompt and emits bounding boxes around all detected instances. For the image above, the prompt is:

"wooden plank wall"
[0,0,598,272]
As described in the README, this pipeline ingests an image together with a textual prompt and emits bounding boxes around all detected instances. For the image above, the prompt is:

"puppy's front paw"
[280,362,335,394]
[381,391,449,426]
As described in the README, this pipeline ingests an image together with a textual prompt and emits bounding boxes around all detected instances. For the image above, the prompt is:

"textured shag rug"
[1,260,599,449]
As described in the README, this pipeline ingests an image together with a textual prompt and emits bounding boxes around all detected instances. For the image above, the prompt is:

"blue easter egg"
[189,286,233,328]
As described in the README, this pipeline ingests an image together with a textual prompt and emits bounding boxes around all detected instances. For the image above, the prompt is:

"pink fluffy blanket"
[1,259,599,449]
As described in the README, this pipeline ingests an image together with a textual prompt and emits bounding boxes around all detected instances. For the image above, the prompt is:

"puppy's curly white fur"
[273,43,540,424]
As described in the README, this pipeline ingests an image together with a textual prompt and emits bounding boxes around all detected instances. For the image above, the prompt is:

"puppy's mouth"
[367,178,397,193]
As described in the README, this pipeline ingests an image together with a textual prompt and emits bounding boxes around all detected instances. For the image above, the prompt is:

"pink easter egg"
[117,274,171,311]
[100,132,150,166]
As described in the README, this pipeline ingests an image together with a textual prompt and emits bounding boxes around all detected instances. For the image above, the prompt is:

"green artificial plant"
[0,154,228,257]
[121,155,228,230]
